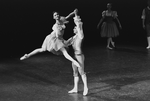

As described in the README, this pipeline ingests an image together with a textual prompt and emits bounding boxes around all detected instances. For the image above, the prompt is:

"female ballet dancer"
[67,9,88,96]
[142,0,150,49]
[20,10,80,68]
[97,3,122,49]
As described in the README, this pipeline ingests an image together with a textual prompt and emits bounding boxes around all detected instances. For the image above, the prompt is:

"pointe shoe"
[68,89,78,94]
[112,42,115,47]
[107,46,113,50]
[83,88,88,96]
[20,54,28,60]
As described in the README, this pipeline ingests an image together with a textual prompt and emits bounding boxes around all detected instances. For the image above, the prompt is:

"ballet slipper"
[68,77,79,94]
[81,74,88,96]
[83,87,88,96]
[68,89,78,94]
[112,42,115,47]
[107,46,113,50]
[20,54,28,60]
[146,46,150,49]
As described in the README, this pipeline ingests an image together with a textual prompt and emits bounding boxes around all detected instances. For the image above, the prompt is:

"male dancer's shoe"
[146,46,150,49]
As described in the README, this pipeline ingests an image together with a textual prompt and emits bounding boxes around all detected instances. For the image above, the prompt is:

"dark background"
[0,0,148,59]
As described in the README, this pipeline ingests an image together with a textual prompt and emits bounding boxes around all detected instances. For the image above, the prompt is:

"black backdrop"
[0,0,148,58]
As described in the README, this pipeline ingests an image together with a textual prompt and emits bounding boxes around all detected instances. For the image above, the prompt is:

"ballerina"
[97,3,122,49]
[20,10,80,68]
[67,9,88,96]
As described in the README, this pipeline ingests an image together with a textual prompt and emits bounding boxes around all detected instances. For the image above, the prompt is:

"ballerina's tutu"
[41,31,66,55]
[101,21,119,37]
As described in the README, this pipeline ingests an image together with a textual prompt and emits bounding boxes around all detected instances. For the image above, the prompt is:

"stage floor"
[0,45,150,101]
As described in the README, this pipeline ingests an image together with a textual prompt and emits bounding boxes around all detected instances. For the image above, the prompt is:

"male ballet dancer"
[67,9,88,96]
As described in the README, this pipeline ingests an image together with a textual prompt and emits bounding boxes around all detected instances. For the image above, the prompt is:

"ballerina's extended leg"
[20,48,45,60]
[61,48,80,68]
[20,54,28,60]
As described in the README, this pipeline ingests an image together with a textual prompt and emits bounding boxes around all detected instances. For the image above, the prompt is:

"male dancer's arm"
[77,23,84,39]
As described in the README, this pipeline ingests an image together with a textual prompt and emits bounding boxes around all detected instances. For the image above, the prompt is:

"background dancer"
[97,3,122,49]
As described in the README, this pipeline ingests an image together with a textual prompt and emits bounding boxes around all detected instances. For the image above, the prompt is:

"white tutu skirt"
[42,31,66,55]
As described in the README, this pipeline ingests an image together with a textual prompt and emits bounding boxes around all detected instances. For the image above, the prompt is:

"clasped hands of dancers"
[20,9,88,96]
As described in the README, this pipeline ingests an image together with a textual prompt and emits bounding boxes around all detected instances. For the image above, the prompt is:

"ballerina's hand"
[97,25,99,29]
[143,25,145,29]
[119,25,122,29]
[65,37,73,46]
[97,24,100,29]
[74,9,78,14]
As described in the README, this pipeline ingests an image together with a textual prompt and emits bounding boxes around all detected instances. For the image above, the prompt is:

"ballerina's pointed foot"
[68,89,78,94]
[20,54,28,60]
[83,88,88,96]
[74,61,80,68]
[112,42,115,47]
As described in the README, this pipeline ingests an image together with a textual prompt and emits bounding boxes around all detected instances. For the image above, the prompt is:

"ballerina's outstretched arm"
[65,9,76,19]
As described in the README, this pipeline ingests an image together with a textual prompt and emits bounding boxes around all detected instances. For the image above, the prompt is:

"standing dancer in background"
[20,10,81,68]
[67,9,88,96]
[142,0,150,49]
[97,3,122,49]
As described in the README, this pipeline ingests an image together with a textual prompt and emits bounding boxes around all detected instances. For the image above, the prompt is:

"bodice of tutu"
[102,10,118,23]
[105,16,114,23]
[52,23,65,39]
